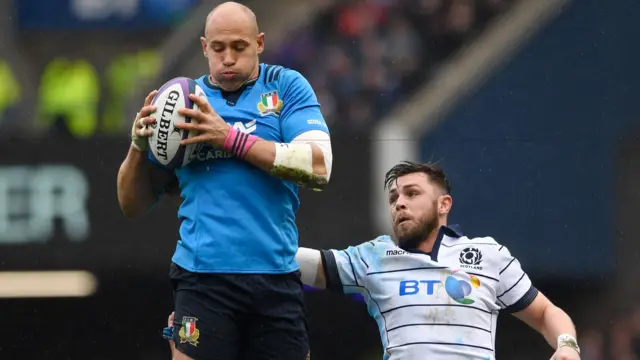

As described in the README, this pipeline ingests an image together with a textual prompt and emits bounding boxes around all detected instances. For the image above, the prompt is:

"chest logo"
[445,271,481,305]
[459,247,483,270]
[257,91,283,117]
[233,119,257,134]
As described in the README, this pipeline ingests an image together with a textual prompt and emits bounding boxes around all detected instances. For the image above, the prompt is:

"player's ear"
[200,37,208,57]
[438,194,452,215]
[256,33,265,55]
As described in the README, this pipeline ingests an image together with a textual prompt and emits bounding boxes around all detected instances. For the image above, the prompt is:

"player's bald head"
[204,1,259,38]
[200,1,264,91]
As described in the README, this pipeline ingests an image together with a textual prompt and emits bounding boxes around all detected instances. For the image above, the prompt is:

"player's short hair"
[384,161,451,194]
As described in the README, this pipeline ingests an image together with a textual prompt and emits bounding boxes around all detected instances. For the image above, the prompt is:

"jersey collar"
[402,224,464,261]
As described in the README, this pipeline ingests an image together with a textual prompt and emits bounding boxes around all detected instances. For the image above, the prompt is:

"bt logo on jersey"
[444,271,481,304]
[399,280,441,296]
[398,271,481,305]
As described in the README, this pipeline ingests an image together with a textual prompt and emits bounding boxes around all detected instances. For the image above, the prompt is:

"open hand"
[176,94,230,148]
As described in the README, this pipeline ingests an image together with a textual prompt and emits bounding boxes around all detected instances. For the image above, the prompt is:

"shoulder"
[443,234,502,249]
[262,64,307,83]
[261,64,312,93]
[261,63,288,84]
[365,235,395,249]
[194,74,208,85]
[337,235,394,257]
[456,236,513,259]
[443,235,512,268]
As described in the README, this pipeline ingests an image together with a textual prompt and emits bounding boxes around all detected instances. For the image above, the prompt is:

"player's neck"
[417,224,446,253]
[249,63,260,81]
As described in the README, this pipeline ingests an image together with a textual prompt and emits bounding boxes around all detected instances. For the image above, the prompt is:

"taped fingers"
[136,118,154,137]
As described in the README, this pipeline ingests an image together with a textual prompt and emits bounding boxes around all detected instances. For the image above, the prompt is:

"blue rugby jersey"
[151,64,329,273]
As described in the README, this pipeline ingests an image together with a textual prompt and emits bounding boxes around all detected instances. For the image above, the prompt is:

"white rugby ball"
[147,77,206,169]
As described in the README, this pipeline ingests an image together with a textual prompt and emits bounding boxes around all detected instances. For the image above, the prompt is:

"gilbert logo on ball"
[147,77,206,170]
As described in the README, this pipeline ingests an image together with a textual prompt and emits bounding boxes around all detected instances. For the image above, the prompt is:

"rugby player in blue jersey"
[117,2,332,359]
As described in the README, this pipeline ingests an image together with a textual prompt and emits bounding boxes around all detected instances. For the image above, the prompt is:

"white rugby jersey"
[320,225,538,360]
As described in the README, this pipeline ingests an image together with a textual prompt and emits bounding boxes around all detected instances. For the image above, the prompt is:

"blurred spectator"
[576,306,640,360]
[263,0,515,133]
[580,328,606,360]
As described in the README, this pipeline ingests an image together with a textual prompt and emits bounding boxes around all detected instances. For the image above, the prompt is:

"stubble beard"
[394,209,439,250]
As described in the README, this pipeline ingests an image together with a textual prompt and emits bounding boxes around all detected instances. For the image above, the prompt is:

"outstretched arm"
[513,293,580,359]
[495,244,580,359]
[296,241,374,294]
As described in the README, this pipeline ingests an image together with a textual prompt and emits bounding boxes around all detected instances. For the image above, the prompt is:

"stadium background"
[0,0,638,358]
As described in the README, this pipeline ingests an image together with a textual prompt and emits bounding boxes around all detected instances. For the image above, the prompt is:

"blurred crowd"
[0,0,516,138]
[581,306,640,360]
[263,0,514,133]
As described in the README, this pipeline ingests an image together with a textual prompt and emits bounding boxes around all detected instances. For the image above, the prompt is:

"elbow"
[117,182,148,218]
[302,173,329,191]
[120,204,142,218]
[118,194,143,218]
[309,143,331,190]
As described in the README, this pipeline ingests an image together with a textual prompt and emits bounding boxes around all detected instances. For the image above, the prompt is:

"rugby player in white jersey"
[296,161,580,360]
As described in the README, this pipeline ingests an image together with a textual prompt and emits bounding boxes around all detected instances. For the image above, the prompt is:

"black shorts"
[170,263,309,360]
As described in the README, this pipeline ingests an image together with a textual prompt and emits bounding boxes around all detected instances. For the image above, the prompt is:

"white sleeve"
[296,247,321,287]
[495,244,539,313]
[290,130,333,180]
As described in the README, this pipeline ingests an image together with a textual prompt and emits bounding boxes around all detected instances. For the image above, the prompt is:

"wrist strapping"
[130,113,148,151]
[222,126,258,159]
[557,334,580,354]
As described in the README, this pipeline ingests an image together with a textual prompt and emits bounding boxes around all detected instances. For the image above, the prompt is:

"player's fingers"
[177,108,206,122]
[138,116,156,127]
[189,94,214,114]
[174,122,203,132]
[136,127,154,137]
[180,134,208,146]
[139,104,157,117]
[143,90,158,106]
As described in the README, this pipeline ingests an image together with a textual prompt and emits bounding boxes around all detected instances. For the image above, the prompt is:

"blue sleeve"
[321,242,375,296]
[279,70,329,142]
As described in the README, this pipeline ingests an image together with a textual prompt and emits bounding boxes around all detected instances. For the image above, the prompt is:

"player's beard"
[394,202,439,250]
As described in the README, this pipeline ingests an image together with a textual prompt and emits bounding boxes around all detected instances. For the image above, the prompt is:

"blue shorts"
[169,263,309,360]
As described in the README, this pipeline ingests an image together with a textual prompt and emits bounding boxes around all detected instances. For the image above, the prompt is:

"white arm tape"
[296,247,322,287]
[274,130,333,180]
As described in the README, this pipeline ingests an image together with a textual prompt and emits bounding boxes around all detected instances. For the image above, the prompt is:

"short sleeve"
[320,242,374,295]
[495,245,539,313]
[280,70,329,142]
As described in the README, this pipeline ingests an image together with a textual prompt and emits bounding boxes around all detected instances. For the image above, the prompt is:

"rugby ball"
[147,77,206,169]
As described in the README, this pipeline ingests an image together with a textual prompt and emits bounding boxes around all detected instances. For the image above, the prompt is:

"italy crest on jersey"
[179,316,200,346]
[257,91,284,116]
